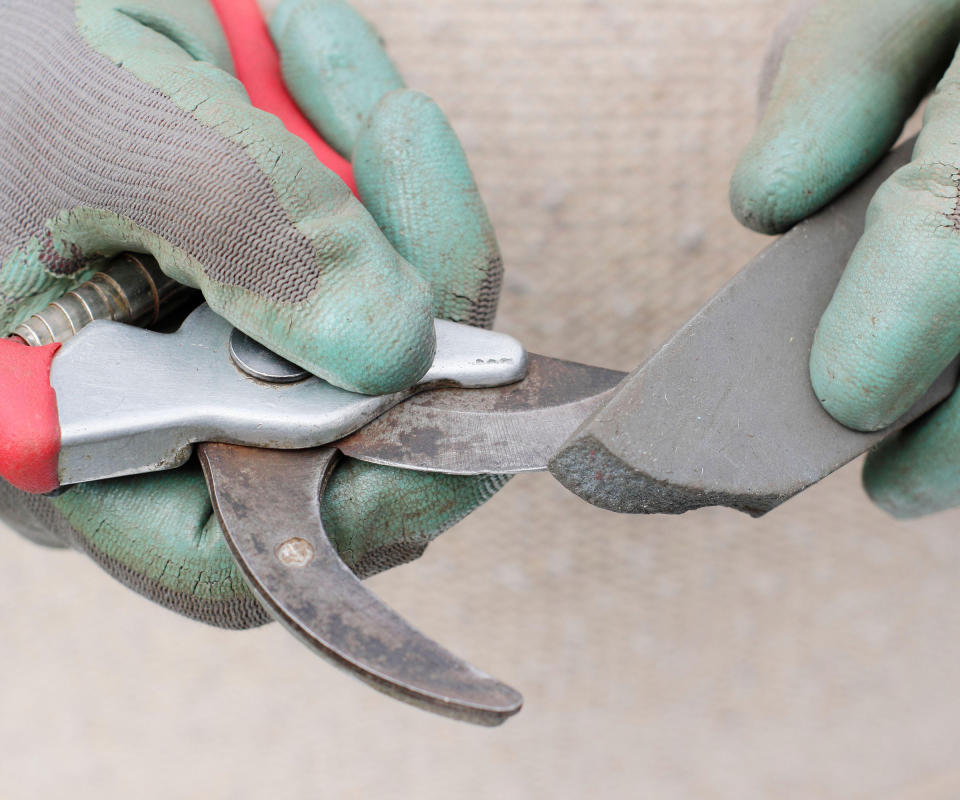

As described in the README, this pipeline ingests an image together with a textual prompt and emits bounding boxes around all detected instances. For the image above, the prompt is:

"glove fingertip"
[809,330,898,434]
[332,295,437,395]
[862,391,960,519]
[862,436,946,520]
[730,138,816,235]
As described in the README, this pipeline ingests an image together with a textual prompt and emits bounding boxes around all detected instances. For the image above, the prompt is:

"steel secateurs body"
[0,0,626,725]
[0,253,625,725]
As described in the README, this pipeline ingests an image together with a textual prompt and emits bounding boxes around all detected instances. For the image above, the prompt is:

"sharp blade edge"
[334,355,627,474]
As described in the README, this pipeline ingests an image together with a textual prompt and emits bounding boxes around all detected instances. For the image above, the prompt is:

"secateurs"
[0,253,624,725]
[2,138,958,725]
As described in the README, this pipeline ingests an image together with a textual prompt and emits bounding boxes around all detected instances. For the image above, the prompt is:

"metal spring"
[11,254,189,346]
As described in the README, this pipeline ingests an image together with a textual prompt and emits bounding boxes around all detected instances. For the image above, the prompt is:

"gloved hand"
[730,0,960,518]
[0,0,507,627]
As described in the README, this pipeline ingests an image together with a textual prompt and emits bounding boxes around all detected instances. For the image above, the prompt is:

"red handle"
[210,0,358,196]
[0,341,61,493]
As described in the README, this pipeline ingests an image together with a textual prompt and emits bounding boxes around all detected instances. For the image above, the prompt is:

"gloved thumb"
[57,0,436,395]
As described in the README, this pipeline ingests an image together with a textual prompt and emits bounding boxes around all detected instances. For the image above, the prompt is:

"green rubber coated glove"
[0,0,508,628]
[730,0,960,518]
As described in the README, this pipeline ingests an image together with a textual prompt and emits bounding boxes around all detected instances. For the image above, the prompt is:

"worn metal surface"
[336,354,625,474]
[198,442,523,726]
[51,304,527,486]
[550,138,960,516]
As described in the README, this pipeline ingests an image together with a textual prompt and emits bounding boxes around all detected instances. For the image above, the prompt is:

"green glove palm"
[730,0,960,518]
[0,0,507,626]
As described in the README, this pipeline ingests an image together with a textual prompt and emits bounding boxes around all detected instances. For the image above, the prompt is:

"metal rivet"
[276,537,315,567]
[230,329,311,384]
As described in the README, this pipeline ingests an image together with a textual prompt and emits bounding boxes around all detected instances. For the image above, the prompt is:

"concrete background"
[4,1,960,797]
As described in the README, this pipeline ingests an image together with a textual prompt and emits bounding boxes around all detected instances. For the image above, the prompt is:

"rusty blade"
[334,355,626,474]
[198,442,523,726]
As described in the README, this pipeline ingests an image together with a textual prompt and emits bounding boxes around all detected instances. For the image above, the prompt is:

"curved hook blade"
[198,442,522,726]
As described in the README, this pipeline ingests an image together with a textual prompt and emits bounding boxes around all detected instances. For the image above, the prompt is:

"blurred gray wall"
[4,1,960,797]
